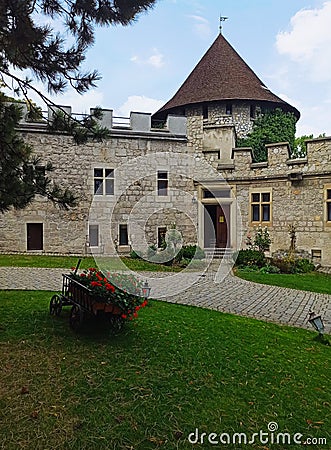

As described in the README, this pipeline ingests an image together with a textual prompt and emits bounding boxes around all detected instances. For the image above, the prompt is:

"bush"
[182,245,205,260]
[146,245,157,259]
[271,256,314,274]
[259,264,281,274]
[238,265,260,272]
[294,258,315,273]
[235,249,266,268]
[130,250,141,259]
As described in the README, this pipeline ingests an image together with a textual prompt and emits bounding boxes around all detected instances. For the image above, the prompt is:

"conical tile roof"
[154,33,300,119]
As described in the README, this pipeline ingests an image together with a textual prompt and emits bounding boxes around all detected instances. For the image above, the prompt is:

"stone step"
[204,247,233,259]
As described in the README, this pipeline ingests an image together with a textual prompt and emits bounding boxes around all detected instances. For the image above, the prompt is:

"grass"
[0,291,330,449]
[235,268,331,295]
[0,254,181,272]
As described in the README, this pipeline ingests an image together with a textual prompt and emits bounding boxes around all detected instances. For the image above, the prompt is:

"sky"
[12,0,331,137]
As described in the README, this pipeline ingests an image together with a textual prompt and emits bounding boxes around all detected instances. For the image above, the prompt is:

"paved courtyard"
[0,265,330,334]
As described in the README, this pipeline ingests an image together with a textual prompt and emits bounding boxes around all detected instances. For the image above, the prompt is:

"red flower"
[133,312,138,318]
[135,306,140,311]
[105,283,115,293]
[80,273,86,277]
[91,281,102,287]
[121,314,127,319]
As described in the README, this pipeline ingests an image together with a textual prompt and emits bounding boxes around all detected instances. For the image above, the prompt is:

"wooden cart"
[50,274,124,332]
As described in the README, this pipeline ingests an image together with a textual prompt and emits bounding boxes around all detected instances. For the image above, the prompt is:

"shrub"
[272,255,297,273]
[146,245,157,259]
[246,226,271,253]
[182,245,205,260]
[294,258,315,273]
[130,250,141,259]
[271,256,314,274]
[234,249,266,268]
[238,265,260,272]
[260,264,281,274]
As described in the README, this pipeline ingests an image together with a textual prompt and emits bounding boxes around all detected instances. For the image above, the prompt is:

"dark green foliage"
[26,100,44,122]
[237,108,297,162]
[246,226,271,253]
[272,256,315,274]
[48,108,110,144]
[292,134,313,158]
[146,245,157,259]
[181,245,205,260]
[234,249,266,268]
[259,264,281,274]
[0,0,157,95]
[295,258,315,273]
[129,250,142,259]
[1,1,157,211]
[292,133,326,158]
[0,95,77,212]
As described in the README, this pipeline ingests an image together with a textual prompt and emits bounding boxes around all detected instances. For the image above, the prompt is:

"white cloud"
[276,1,331,82]
[130,48,165,69]
[188,14,211,39]
[116,95,165,116]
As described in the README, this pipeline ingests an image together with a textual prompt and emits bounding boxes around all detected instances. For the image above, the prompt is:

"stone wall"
[227,139,331,265]
[0,121,196,256]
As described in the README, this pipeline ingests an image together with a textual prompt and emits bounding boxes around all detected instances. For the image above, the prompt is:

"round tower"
[153,33,300,163]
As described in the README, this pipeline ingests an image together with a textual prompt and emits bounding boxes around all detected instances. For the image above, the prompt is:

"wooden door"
[27,223,43,250]
[216,205,229,248]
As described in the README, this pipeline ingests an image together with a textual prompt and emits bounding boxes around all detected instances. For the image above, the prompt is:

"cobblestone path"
[0,265,330,333]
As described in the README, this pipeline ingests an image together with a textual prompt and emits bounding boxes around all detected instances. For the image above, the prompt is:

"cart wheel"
[69,305,84,331]
[50,294,62,316]
[108,315,125,334]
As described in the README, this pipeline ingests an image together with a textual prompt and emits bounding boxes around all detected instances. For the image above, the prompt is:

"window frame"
[157,170,168,196]
[88,224,99,247]
[325,184,331,226]
[157,226,167,248]
[225,103,232,115]
[119,224,129,246]
[249,188,272,225]
[93,167,114,196]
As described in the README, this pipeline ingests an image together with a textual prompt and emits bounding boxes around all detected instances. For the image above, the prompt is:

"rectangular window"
[203,189,231,199]
[251,191,271,223]
[157,171,168,196]
[119,224,128,246]
[326,189,331,222]
[157,227,167,248]
[202,105,208,119]
[94,168,114,195]
[225,103,232,115]
[89,224,99,247]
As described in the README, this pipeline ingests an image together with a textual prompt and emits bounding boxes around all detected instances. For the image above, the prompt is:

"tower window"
[225,103,232,115]
[203,105,208,119]
[157,171,168,196]
[119,224,128,245]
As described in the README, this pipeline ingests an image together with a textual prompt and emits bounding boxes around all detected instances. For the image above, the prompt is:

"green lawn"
[0,291,330,449]
[0,254,181,272]
[235,269,331,295]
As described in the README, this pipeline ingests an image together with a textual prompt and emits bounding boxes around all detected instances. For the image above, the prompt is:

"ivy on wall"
[237,108,297,162]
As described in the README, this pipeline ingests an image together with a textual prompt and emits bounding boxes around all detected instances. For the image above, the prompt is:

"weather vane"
[219,14,228,34]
